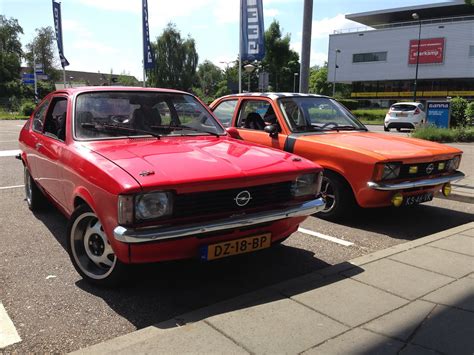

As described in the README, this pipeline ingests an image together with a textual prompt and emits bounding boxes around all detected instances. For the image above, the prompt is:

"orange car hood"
[298,132,461,161]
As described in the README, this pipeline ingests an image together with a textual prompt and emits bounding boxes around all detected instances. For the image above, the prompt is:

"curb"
[437,192,474,204]
[71,221,474,355]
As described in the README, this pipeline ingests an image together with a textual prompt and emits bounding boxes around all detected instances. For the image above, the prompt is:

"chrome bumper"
[114,198,325,244]
[367,171,465,191]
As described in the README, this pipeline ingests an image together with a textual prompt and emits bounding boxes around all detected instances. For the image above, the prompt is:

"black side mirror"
[264,124,279,138]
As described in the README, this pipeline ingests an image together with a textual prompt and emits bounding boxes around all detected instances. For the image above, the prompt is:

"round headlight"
[135,192,173,220]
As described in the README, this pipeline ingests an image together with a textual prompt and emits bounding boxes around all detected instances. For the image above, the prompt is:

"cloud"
[72,39,118,54]
[312,14,359,39]
[77,0,139,13]
[62,19,93,37]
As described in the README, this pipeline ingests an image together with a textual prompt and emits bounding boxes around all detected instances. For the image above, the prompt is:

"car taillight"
[414,108,420,115]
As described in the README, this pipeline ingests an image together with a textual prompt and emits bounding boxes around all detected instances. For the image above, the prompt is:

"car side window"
[43,97,68,141]
[213,100,238,127]
[32,100,50,133]
[236,100,272,131]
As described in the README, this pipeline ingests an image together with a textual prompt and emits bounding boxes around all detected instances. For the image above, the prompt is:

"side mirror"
[264,124,279,138]
[226,127,241,139]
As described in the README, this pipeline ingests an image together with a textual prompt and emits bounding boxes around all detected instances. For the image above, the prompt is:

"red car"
[18,87,324,286]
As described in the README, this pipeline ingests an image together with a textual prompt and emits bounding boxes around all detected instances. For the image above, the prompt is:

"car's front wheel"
[317,171,355,221]
[67,205,127,286]
[384,125,389,132]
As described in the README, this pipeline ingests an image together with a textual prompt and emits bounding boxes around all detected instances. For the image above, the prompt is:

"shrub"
[450,97,468,127]
[411,125,474,142]
[20,102,36,116]
[464,102,474,126]
[338,99,359,110]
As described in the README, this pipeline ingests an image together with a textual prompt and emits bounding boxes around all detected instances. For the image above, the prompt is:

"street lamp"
[412,12,422,102]
[244,63,256,92]
[293,73,299,92]
[332,49,341,97]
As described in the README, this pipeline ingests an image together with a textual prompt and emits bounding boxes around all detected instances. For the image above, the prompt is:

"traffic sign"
[22,73,34,79]
[35,64,44,74]
[22,79,35,85]
[37,74,49,81]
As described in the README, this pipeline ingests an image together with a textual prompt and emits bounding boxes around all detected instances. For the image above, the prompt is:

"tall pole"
[142,2,146,88]
[238,0,242,93]
[63,68,66,88]
[332,49,340,97]
[413,14,421,102]
[300,0,313,93]
[33,47,38,102]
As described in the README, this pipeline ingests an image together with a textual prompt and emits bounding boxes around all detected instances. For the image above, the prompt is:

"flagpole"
[142,0,146,88]
[63,68,66,88]
[239,0,242,93]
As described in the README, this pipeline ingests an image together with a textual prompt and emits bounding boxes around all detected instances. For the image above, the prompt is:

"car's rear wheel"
[396,128,402,132]
[24,167,45,211]
[384,125,389,132]
[67,205,127,287]
[317,171,355,221]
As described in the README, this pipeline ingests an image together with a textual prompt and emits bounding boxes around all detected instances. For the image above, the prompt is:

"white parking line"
[0,150,21,157]
[0,185,24,190]
[298,227,354,246]
[0,303,21,348]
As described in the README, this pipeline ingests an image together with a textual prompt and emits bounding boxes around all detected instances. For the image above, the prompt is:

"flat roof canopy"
[346,1,474,26]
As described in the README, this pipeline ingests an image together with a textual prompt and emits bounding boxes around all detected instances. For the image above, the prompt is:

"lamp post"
[332,49,341,97]
[244,63,255,92]
[293,73,299,92]
[412,12,422,102]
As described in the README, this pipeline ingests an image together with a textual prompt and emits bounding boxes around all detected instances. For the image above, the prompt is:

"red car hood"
[299,132,462,161]
[83,136,319,191]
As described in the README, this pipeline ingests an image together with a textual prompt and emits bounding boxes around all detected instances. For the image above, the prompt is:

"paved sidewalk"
[73,222,474,355]
[447,143,474,203]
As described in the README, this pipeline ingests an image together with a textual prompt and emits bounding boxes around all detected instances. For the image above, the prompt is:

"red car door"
[33,95,69,207]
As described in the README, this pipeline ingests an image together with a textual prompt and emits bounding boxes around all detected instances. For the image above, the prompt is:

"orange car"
[210,93,464,220]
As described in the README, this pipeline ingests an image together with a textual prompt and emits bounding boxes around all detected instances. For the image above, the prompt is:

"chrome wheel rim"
[24,168,32,206]
[320,177,336,213]
[70,212,116,280]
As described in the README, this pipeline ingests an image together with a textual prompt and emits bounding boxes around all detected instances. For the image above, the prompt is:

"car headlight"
[118,191,173,224]
[374,162,401,181]
[291,173,322,197]
[446,156,461,171]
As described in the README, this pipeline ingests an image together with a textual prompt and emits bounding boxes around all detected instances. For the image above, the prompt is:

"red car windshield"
[74,91,225,140]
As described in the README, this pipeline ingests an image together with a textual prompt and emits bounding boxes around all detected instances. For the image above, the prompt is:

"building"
[327,1,474,106]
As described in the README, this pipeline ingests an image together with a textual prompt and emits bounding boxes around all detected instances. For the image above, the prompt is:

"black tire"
[396,128,402,132]
[317,171,355,221]
[384,126,389,132]
[67,205,128,287]
[24,167,45,211]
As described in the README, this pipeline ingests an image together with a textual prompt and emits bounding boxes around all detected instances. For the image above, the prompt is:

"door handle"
[35,143,43,150]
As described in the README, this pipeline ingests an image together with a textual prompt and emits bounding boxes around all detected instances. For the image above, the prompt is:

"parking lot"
[1,119,473,353]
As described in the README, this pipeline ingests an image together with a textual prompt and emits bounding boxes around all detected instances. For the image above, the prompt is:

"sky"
[1,0,449,80]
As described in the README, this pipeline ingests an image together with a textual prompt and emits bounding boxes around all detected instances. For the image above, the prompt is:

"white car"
[384,102,426,131]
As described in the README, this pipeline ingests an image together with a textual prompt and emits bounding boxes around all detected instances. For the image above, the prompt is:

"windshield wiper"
[150,125,220,137]
[327,125,368,132]
[81,123,162,138]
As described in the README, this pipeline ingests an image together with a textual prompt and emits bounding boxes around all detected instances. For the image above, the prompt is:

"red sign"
[409,38,445,64]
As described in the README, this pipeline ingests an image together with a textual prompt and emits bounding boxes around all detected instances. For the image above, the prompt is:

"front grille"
[399,160,448,179]
[173,181,293,218]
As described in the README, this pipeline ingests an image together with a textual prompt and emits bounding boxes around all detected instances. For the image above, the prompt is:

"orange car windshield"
[278,97,366,133]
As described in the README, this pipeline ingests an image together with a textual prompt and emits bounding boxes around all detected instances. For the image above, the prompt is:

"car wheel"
[317,171,355,221]
[396,128,402,132]
[67,205,127,287]
[24,167,45,211]
[384,126,389,132]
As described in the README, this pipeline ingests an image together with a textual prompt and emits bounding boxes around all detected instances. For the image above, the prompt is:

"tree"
[261,21,300,92]
[117,71,140,86]
[148,23,198,91]
[309,64,331,96]
[24,26,60,83]
[0,15,23,103]
[195,60,223,98]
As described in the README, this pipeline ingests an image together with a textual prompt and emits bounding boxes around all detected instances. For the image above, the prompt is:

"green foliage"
[148,23,198,91]
[25,26,60,82]
[352,109,386,122]
[0,16,24,99]
[338,99,359,110]
[196,60,223,98]
[309,64,331,96]
[411,125,474,142]
[261,21,300,92]
[450,97,469,127]
[20,101,36,116]
[464,102,474,125]
[117,71,140,86]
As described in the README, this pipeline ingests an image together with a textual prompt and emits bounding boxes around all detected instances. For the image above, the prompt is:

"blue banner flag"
[52,1,70,68]
[142,0,155,70]
[240,0,265,61]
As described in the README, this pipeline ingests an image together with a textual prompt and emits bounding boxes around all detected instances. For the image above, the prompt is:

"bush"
[464,102,474,126]
[338,99,359,110]
[411,125,474,143]
[20,101,36,116]
[352,109,387,121]
[450,97,468,127]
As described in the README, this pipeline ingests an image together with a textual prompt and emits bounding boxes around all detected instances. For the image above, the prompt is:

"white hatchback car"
[384,102,426,131]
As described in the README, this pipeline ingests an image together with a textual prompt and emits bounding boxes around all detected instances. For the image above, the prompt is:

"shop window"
[353,52,387,63]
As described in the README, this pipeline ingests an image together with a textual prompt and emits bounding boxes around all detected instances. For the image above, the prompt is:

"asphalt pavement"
[0,120,473,353]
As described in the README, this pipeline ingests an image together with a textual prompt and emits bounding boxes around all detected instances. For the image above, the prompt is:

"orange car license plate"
[201,233,271,261]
